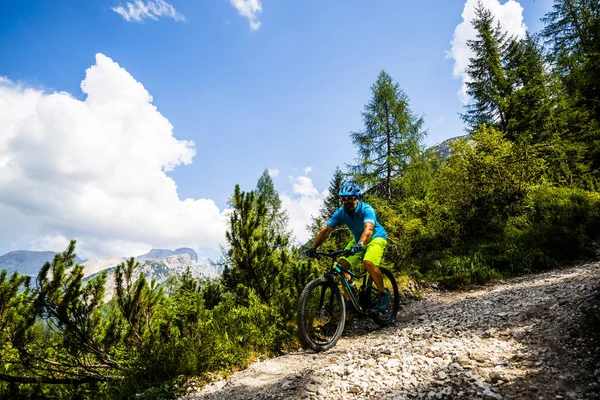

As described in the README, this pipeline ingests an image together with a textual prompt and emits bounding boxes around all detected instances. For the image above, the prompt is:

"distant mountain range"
[0,248,219,298]
[84,253,218,299]
[136,247,198,261]
[0,250,85,276]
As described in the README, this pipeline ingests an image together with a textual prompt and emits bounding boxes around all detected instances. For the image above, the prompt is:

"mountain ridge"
[0,250,85,276]
[0,247,210,279]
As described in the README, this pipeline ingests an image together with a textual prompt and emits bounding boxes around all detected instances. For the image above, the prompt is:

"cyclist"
[307,183,390,310]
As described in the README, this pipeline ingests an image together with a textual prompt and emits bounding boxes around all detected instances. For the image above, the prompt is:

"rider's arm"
[312,225,333,249]
[358,222,375,245]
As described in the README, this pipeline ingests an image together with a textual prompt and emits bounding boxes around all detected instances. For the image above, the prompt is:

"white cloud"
[230,0,262,31]
[303,166,313,175]
[29,234,71,253]
[112,0,184,23]
[0,54,227,259]
[448,0,527,103]
[290,176,319,197]
[280,176,325,244]
[268,168,279,177]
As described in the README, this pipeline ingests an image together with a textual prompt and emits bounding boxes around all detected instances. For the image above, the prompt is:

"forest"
[1,1,599,398]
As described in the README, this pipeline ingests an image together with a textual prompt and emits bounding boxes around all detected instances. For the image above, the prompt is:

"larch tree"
[348,70,426,200]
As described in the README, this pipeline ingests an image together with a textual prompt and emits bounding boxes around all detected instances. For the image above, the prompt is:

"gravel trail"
[181,262,600,400]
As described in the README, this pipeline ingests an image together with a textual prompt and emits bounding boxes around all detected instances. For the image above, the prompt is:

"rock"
[348,385,361,393]
[454,354,471,366]
[281,380,295,390]
[483,388,503,399]
[489,372,506,383]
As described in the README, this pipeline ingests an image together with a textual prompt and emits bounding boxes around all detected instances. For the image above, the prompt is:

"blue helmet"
[338,183,362,197]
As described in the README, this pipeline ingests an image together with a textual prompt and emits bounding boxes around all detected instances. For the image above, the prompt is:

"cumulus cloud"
[0,54,227,259]
[448,0,527,103]
[290,176,319,197]
[230,0,262,31]
[280,176,325,244]
[268,168,279,177]
[112,0,184,22]
[303,166,313,175]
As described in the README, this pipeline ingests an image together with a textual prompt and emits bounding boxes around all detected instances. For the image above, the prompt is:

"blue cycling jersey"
[327,202,387,242]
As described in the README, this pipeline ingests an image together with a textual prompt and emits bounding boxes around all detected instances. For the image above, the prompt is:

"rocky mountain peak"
[136,247,198,261]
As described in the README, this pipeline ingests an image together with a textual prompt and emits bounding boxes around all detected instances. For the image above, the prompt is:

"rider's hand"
[350,242,364,255]
[306,246,317,258]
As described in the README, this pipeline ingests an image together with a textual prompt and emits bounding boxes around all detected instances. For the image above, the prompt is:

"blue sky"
[0,0,553,260]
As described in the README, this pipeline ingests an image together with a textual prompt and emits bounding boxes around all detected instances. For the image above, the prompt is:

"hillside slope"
[180,262,600,400]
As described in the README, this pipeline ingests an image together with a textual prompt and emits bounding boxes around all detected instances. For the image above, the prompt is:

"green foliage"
[542,0,600,106]
[363,124,600,288]
[257,169,289,236]
[435,126,544,239]
[221,184,290,304]
[348,70,426,199]
[461,3,511,132]
[503,33,559,142]
[542,0,600,176]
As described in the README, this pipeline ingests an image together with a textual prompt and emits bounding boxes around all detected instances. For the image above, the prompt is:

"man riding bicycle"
[307,183,390,311]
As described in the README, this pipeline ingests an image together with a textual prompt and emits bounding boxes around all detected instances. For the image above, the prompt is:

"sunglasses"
[340,196,359,203]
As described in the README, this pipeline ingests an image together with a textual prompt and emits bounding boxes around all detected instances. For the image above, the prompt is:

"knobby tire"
[297,278,346,352]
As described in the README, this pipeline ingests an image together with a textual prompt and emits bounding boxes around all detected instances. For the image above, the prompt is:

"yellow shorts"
[340,237,387,270]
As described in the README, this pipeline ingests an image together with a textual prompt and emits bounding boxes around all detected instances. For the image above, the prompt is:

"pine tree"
[542,0,600,175]
[221,184,290,304]
[314,166,343,220]
[348,70,426,199]
[542,0,600,105]
[503,33,558,142]
[114,257,165,344]
[1,241,123,385]
[461,2,512,132]
[256,169,289,237]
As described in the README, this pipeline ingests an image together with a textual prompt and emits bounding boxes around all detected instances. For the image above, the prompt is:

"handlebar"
[313,249,351,259]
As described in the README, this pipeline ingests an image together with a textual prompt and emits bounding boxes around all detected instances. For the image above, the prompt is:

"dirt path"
[180,262,600,399]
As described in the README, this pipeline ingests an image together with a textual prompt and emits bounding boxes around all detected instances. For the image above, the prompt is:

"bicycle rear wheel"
[367,267,400,327]
[297,278,346,352]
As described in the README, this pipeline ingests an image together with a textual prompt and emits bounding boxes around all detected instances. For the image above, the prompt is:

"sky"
[0,0,554,261]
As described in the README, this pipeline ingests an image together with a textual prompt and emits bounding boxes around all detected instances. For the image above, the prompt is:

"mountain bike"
[297,249,400,352]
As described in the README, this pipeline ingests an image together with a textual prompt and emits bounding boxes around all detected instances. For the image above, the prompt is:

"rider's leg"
[337,258,352,281]
[364,260,385,293]
[337,258,353,298]
[361,238,388,294]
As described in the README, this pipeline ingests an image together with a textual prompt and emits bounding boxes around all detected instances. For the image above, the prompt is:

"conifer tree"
[461,2,512,132]
[542,0,600,106]
[114,257,164,345]
[256,169,289,237]
[503,33,558,142]
[1,241,123,385]
[348,70,426,199]
[221,184,290,304]
[542,0,600,175]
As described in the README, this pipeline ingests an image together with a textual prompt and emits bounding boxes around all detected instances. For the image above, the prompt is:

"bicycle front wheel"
[368,267,400,327]
[297,278,346,352]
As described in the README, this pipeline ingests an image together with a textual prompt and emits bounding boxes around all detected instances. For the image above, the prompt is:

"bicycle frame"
[319,251,371,314]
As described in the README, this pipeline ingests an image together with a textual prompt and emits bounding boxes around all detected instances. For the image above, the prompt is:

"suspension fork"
[320,270,338,312]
